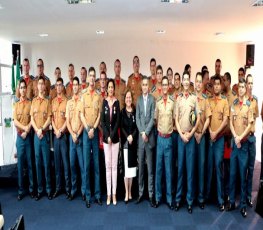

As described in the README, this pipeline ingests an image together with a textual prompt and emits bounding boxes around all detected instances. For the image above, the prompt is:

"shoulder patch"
[44,75,50,81]
[95,89,100,95]
[82,88,87,94]
[169,95,174,102]
[221,95,227,99]
[151,86,156,93]
[156,96,162,102]
[121,79,126,84]
[202,93,208,99]
[30,75,34,80]
[232,90,236,96]
[253,95,258,101]
[14,96,20,103]
[233,98,239,105]
[45,95,50,100]
[191,92,196,96]
[246,100,251,107]
[128,74,133,78]
[178,92,183,97]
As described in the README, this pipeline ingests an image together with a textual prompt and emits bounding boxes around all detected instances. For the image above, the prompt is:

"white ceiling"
[0,0,263,43]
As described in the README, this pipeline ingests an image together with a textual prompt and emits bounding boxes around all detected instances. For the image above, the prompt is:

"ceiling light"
[39,33,49,37]
[252,0,263,6]
[215,32,224,36]
[156,30,166,34]
[161,0,189,3]
[96,30,104,35]
[0,4,4,9]
[66,0,95,4]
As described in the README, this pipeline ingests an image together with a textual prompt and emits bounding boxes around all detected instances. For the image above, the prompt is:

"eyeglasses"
[37,65,43,68]
[20,86,26,89]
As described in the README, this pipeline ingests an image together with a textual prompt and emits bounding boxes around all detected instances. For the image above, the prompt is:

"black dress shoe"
[219,204,225,212]
[69,194,74,201]
[174,202,180,211]
[136,196,143,204]
[82,194,86,201]
[187,205,193,214]
[65,192,70,199]
[246,199,253,207]
[35,193,42,201]
[86,200,91,208]
[149,198,156,208]
[53,190,60,199]
[95,198,102,206]
[29,192,35,199]
[155,201,160,208]
[17,194,23,201]
[226,203,236,211]
[240,207,247,217]
[47,193,53,200]
[167,203,174,210]
[199,202,205,210]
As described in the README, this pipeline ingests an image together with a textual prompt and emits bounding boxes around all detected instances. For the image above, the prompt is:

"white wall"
[21,39,245,85]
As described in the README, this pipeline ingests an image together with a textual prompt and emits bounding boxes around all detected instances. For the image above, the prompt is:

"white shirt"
[143,93,148,117]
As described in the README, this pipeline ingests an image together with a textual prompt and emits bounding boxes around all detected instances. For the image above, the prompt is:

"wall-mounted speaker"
[246,44,255,67]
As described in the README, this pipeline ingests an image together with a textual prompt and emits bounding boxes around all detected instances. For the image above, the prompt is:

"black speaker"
[246,44,255,67]
[12,43,21,65]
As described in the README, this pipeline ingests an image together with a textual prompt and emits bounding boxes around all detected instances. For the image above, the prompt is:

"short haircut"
[166,67,173,75]
[150,58,156,64]
[162,76,169,84]
[239,77,246,85]
[55,67,60,71]
[73,76,79,85]
[216,59,221,63]
[213,75,221,84]
[156,65,163,73]
[69,63,74,69]
[224,72,231,83]
[202,70,209,78]
[184,64,191,72]
[182,71,190,80]
[37,58,44,65]
[38,76,45,83]
[107,78,115,90]
[239,67,245,73]
[201,65,208,72]
[174,72,181,80]
[23,58,29,64]
[246,74,253,83]
[56,77,64,85]
[142,75,149,82]
[19,79,27,88]
[88,66,96,74]
[195,72,203,81]
[100,71,107,78]
[81,67,87,73]
[133,56,139,62]
[100,61,106,66]
[115,59,121,64]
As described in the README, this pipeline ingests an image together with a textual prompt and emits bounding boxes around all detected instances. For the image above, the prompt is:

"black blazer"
[101,98,120,144]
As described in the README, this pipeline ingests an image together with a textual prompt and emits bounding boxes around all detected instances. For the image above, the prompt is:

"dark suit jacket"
[101,98,120,144]
[136,94,156,149]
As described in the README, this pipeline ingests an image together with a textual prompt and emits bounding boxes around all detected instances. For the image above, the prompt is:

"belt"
[158,132,172,138]
[173,130,178,134]
[17,130,23,136]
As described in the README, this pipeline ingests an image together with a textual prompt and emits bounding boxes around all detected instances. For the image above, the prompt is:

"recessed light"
[96,30,104,35]
[66,0,95,4]
[0,4,4,9]
[215,32,224,36]
[156,30,166,34]
[161,0,189,3]
[39,33,49,37]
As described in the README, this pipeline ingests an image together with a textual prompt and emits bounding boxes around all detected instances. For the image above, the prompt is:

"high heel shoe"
[113,195,117,205]
[107,195,111,206]
[124,196,129,204]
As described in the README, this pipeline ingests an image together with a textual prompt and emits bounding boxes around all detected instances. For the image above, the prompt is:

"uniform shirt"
[148,77,157,92]
[155,96,175,135]
[33,75,51,97]
[49,84,66,101]
[209,94,229,133]
[168,84,175,96]
[65,81,73,99]
[13,98,31,133]
[224,88,237,135]
[66,96,82,134]
[151,85,162,101]
[30,96,51,130]
[97,88,107,105]
[127,73,143,106]
[16,75,34,100]
[230,98,254,137]
[52,95,68,130]
[176,92,199,133]
[248,95,259,133]
[114,78,126,111]
[202,82,213,98]
[196,93,211,134]
[80,88,101,127]
[232,83,238,95]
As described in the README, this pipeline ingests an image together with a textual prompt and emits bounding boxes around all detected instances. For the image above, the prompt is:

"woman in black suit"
[101,79,120,206]
[120,90,138,204]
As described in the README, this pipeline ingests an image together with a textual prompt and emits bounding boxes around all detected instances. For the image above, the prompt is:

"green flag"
[11,61,15,94]
[15,51,21,89]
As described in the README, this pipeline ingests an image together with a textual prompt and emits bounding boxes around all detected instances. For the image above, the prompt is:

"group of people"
[13,56,262,218]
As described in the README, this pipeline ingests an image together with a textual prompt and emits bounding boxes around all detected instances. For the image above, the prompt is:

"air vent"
[161,0,189,3]
[67,0,95,4]
[252,0,263,6]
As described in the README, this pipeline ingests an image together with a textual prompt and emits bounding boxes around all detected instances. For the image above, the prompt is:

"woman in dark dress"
[120,90,138,203]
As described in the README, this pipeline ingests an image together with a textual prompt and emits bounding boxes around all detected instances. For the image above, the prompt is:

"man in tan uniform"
[95,61,107,89]
[227,78,254,218]
[210,59,225,93]
[114,59,126,110]
[33,59,51,97]
[51,77,70,199]
[66,76,86,201]
[151,65,163,100]
[206,75,229,211]
[155,76,175,210]
[14,79,34,200]
[80,66,102,208]
[49,67,66,101]
[194,72,211,209]
[16,58,34,100]
[127,56,143,105]
[30,76,52,200]
[202,70,213,98]
[175,71,200,214]
[232,67,245,94]
[167,67,175,96]
[65,63,75,98]
[173,72,181,99]
[245,74,259,207]
[80,67,88,90]
[148,58,157,91]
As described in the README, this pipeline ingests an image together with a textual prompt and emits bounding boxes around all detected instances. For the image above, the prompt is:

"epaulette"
[157,96,162,102]
[95,79,100,83]
[66,82,70,87]
[191,92,196,96]
[14,96,20,103]
[27,97,32,102]
[30,75,34,80]
[178,92,183,97]
[95,89,100,94]
[121,79,126,84]
[246,100,251,107]
[50,84,55,89]
[190,82,194,86]
[44,75,50,81]
[45,95,50,100]
[202,93,208,99]
[253,95,258,101]
[128,74,133,78]
[151,85,156,93]
[82,88,87,94]
[169,95,174,102]
[67,96,72,100]
[221,95,227,99]
[233,98,239,105]
[232,90,236,96]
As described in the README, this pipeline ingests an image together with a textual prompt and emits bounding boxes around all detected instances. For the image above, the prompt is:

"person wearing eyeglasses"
[33,59,51,97]
[14,79,34,200]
